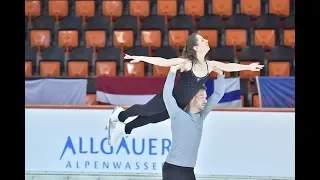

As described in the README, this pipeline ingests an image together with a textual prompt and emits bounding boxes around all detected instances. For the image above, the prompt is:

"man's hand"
[124,54,141,63]
[212,66,223,75]
[170,63,184,72]
[248,62,264,71]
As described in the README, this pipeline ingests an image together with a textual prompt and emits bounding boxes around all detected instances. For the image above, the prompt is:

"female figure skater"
[108,33,263,145]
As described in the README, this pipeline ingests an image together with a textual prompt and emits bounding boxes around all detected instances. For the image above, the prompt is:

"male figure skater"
[161,65,225,180]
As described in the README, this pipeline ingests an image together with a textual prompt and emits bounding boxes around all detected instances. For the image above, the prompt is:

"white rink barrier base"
[25,172,294,180]
[26,108,295,178]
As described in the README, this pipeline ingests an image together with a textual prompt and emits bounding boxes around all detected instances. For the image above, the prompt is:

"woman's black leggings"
[118,104,169,134]
[116,90,191,134]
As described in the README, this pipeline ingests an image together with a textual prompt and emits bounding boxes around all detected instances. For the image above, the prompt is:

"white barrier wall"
[25,108,295,178]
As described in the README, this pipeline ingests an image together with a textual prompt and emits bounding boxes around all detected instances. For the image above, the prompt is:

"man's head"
[186,85,208,113]
[181,33,210,63]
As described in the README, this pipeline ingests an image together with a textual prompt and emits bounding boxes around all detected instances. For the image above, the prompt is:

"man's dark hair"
[184,84,207,112]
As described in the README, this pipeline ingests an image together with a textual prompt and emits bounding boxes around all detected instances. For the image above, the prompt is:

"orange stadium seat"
[208,46,235,78]
[129,0,150,26]
[267,46,294,76]
[197,30,218,48]
[85,16,110,54]
[198,15,223,48]
[240,0,262,18]
[113,30,134,56]
[268,62,291,76]
[184,0,205,24]
[141,29,162,51]
[58,16,82,53]
[30,16,55,54]
[30,30,51,52]
[124,46,148,76]
[95,62,117,76]
[225,14,251,50]
[252,93,260,107]
[39,46,65,76]
[124,62,145,76]
[59,30,79,52]
[152,46,178,76]
[157,0,177,25]
[168,30,189,50]
[168,15,194,50]
[25,0,41,25]
[283,15,295,48]
[25,45,37,77]
[283,30,294,48]
[67,46,93,77]
[102,0,123,26]
[238,45,265,79]
[212,0,233,18]
[254,14,280,50]
[113,15,138,55]
[268,0,290,17]
[48,0,68,24]
[94,47,120,76]
[75,0,95,25]
[85,30,106,53]
[141,16,165,53]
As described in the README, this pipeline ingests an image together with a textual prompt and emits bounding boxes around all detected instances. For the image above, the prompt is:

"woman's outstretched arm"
[124,54,186,67]
[207,61,264,72]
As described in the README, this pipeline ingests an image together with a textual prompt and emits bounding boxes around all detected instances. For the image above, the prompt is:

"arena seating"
[25,0,295,107]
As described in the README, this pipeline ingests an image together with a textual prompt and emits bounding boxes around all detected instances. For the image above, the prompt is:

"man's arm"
[163,67,184,118]
[200,74,225,118]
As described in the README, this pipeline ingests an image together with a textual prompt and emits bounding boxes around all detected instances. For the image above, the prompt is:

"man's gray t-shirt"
[163,71,225,168]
